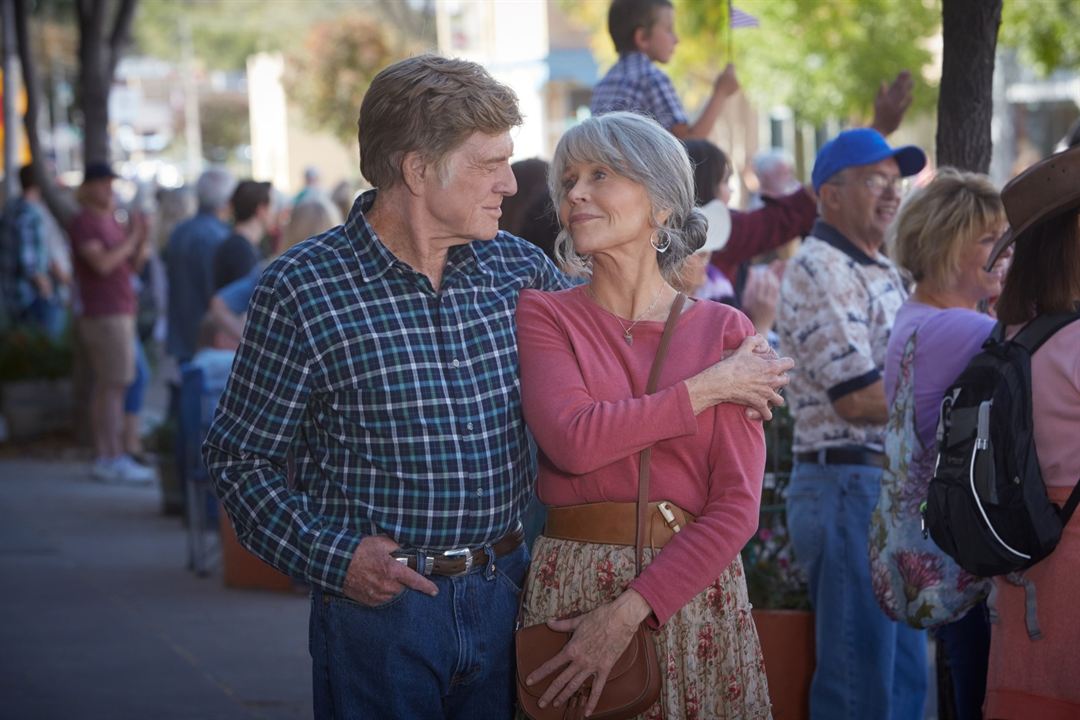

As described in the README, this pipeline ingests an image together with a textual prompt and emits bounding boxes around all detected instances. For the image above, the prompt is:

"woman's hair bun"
[682,207,708,254]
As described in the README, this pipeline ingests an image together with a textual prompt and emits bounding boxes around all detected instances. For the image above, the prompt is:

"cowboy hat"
[987,145,1080,270]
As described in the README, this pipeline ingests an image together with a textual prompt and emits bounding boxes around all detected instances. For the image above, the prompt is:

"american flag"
[730,5,760,28]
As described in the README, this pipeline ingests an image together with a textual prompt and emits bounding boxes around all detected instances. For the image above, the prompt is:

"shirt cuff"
[673,381,698,435]
[307,528,365,593]
[826,368,881,402]
[627,576,673,628]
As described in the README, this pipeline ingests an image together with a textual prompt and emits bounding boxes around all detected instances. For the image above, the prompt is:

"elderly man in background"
[777,128,929,719]
[204,55,570,719]
[164,167,235,364]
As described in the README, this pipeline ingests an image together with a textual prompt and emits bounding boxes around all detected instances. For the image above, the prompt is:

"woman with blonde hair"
[877,168,1009,719]
[515,112,792,718]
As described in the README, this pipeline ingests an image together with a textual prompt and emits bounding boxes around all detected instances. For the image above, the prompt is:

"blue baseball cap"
[811,128,926,192]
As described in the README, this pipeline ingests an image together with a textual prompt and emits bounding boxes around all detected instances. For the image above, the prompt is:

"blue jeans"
[935,602,990,720]
[786,461,928,720]
[124,339,150,414]
[309,542,528,719]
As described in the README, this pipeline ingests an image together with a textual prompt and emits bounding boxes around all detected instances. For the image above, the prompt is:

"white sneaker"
[112,455,157,486]
[90,458,120,482]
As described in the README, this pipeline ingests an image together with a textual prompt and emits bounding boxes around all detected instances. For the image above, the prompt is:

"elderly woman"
[982,147,1080,719]
[515,112,791,718]
[879,169,1009,719]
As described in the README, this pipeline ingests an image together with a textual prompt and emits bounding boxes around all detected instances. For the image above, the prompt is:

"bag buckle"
[441,547,474,576]
[658,502,682,533]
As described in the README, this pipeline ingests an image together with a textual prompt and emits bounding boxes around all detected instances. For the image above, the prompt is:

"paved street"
[0,457,312,720]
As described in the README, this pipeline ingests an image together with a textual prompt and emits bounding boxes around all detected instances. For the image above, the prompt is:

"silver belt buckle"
[442,547,473,576]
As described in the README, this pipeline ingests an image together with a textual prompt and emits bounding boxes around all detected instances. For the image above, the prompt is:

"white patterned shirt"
[777,220,908,452]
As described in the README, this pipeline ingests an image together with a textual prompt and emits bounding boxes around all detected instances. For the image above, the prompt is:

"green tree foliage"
[566,0,941,126]
[281,12,408,146]
[1000,0,1080,75]
[677,0,941,125]
[132,0,323,71]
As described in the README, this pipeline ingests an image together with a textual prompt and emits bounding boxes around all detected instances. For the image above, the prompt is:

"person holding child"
[590,0,740,140]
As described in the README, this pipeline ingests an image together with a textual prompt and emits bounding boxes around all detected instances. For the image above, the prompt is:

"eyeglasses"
[829,173,909,197]
[861,173,909,196]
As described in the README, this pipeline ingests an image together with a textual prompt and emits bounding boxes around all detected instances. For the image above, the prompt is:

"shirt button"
[476,487,484,496]
[466,422,474,431]
[451,359,461,368]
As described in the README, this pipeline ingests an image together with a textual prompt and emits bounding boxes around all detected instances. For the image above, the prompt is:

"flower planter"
[219,509,295,592]
[0,378,74,441]
[753,608,815,720]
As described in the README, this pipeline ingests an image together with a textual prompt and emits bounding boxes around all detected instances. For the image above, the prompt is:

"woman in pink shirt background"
[516,112,792,719]
[981,146,1080,720]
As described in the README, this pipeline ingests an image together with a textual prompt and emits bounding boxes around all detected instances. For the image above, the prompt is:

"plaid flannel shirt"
[589,52,688,131]
[204,190,571,593]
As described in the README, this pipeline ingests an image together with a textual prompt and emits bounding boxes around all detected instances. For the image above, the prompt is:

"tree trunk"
[13,0,77,226]
[936,0,1002,173]
[75,0,137,166]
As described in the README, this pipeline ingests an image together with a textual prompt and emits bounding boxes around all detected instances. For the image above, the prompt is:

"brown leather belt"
[544,501,695,548]
[392,525,524,576]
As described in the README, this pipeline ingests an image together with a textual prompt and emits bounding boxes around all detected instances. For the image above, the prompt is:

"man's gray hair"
[752,147,794,177]
[549,112,706,278]
[195,167,237,213]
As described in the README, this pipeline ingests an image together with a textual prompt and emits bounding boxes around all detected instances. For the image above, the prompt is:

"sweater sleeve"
[713,187,817,280]
[516,290,698,475]
[629,315,766,627]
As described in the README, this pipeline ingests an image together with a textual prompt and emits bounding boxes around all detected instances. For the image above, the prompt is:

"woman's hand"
[685,334,794,420]
[526,590,652,716]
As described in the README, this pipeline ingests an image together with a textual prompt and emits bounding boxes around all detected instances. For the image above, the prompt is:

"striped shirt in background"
[204,190,571,593]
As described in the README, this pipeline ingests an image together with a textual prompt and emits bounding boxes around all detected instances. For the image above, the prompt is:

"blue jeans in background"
[936,602,990,720]
[309,542,528,719]
[124,340,149,414]
[786,460,928,720]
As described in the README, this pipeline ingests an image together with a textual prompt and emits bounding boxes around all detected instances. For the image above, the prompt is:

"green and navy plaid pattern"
[204,190,570,593]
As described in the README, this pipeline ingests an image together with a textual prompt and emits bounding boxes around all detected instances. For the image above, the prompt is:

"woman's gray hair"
[549,112,706,278]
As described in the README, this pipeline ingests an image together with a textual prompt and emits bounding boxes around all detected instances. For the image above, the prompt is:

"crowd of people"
[2,0,1078,718]
[0,159,355,483]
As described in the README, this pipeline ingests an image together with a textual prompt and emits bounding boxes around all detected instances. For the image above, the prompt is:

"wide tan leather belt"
[392,525,524,576]
[544,501,695,548]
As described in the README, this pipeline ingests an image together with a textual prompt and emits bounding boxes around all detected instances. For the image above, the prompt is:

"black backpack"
[924,311,1080,577]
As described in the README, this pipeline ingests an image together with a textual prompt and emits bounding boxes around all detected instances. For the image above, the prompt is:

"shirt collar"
[346,189,494,283]
[811,219,889,267]
[620,51,650,70]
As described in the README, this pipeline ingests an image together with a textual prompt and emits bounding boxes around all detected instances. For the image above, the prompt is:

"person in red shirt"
[515,112,792,718]
[69,162,154,485]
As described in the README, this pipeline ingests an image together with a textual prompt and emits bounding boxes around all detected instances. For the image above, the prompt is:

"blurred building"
[434,0,598,161]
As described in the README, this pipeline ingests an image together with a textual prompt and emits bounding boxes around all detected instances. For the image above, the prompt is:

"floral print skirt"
[521,535,772,720]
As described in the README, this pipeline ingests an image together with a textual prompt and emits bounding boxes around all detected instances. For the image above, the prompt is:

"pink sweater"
[516,286,765,626]
[1025,320,1080,488]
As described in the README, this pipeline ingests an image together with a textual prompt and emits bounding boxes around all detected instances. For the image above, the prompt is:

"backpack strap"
[1008,310,1080,355]
[1059,479,1080,527]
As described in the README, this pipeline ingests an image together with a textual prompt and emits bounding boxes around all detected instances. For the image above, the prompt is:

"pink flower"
[895,550,944,602]
[696,625,718,662]
[596,559,616,593]
[872,559,899,620]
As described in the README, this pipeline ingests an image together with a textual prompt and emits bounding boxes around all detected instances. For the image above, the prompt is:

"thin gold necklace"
[587,284,668,346]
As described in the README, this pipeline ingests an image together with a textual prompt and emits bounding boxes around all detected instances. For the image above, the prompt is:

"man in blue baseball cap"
[777,128,928,719]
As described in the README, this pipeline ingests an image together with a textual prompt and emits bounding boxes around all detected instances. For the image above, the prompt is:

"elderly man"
[777,128,928,719]
[203,55,569,718]
[165,167,236,363]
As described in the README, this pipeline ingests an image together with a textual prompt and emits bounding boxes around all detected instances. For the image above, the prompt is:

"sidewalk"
[0,457,312,720]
